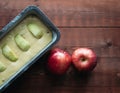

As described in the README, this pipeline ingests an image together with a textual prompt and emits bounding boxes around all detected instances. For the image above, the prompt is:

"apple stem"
[80,57,87,62]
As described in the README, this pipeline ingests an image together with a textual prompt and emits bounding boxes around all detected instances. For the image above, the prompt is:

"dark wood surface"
[0,0,120,93]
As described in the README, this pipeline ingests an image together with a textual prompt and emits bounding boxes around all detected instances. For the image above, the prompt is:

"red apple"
[72,48,97,72]
[47,48,72,75]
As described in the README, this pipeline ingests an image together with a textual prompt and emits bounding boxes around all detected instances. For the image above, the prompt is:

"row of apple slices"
[0,23,43,72]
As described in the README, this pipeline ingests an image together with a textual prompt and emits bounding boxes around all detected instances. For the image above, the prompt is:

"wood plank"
[1,26,120,57]
[0,1,120,93]
[26,57,120,87]
[111,87,120,93]
[4,86,112,93]
[55,28,120,57]
[0,0,120,27]
[3,57,120,93]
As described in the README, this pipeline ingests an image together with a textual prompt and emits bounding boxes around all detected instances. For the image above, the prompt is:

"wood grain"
[3,57,120,93]
[0,0,120,93]
[56,28,120,57]
[0,0,120,28]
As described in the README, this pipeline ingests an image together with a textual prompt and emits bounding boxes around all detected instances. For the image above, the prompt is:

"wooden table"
[0,0,120,93]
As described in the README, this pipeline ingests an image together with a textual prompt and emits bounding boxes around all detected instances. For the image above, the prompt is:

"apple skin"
[47,48,72,75]
[72,48,97,72]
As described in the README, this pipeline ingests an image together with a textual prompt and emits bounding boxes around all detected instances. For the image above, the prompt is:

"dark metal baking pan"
[0,5,60,92]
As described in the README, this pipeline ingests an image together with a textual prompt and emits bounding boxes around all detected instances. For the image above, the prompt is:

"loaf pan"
[0,6,60,92]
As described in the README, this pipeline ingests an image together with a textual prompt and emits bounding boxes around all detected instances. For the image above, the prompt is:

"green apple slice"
[2,45,18,62]
[15,34,30,51]
[27,23,43,39]
[0,62,6,72]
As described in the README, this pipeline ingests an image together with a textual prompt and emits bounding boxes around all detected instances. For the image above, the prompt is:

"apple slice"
[2,45,18,62]
[15,34,30,51]
[27,23,43,39]
[0,62,6,72]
